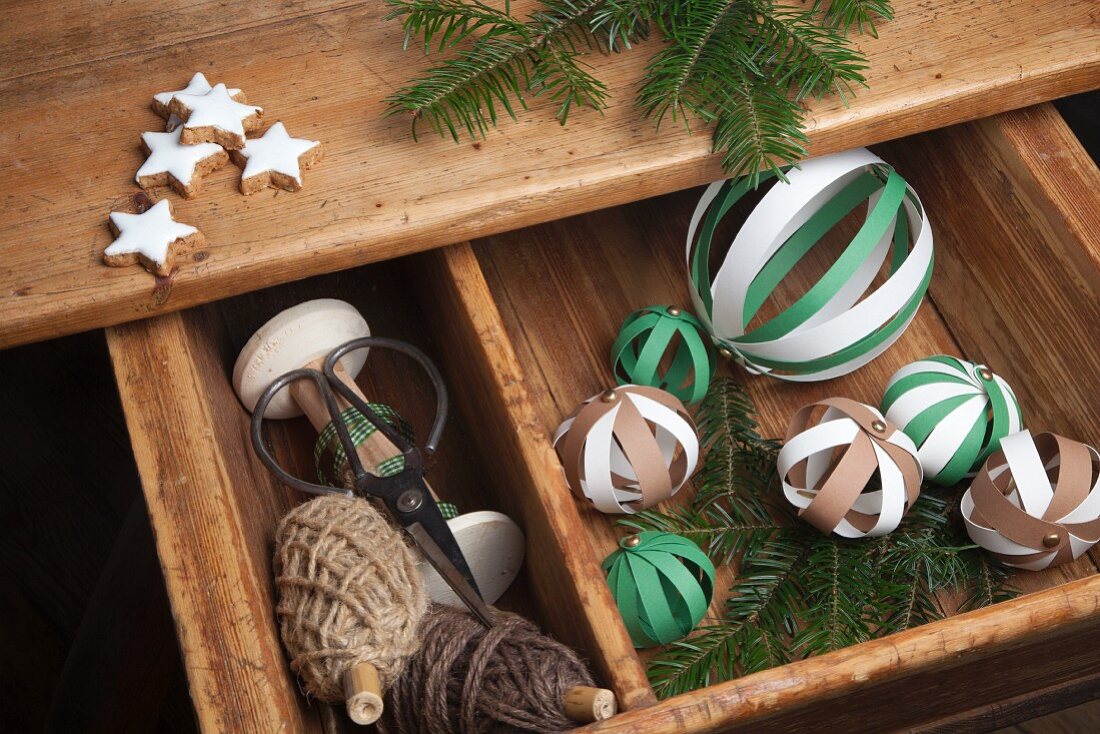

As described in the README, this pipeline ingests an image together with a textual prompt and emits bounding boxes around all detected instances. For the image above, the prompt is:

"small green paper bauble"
[611,305,715,404]
[602,531,715,648]
[881,355,1023,486]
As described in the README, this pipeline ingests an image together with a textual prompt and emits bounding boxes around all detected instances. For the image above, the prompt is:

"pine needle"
[384,0,894,179]
[633,378,1017,697]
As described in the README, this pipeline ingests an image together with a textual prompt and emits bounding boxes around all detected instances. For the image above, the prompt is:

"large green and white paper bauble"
[686,148,934,381]
[882,356,1023,486]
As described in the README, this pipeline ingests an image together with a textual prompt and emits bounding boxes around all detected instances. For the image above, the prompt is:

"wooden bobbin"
[233,299,526,606]
[564,685,618,723]
[343,662,384,725]
[233,299,530,720]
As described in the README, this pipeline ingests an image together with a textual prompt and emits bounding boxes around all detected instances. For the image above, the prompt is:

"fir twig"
[638,378,1018,698]
[385,0,891,180]
[385,0,610,138]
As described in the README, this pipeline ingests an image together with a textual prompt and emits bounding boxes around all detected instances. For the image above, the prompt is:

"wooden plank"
[3,0,1100,348]
[575,575,1100,733]
[417,244,656,711]
[919,671,1100,733]
[0,0,358,81]
[106,311,316,734]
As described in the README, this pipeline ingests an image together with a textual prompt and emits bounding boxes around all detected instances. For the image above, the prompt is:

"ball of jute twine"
[381,605,597,734]
[274,494,428,722]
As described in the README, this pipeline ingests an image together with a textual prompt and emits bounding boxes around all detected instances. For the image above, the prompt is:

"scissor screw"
[397,490,424,513]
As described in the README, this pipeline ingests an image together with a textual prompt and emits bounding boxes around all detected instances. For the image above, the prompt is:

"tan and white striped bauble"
[962,430,1100,571]
[778,398,923,538]
[882,355,1022,487]
[553,385,699,514]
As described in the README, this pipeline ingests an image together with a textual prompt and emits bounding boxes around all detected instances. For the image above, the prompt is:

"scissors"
[249,336,494,628]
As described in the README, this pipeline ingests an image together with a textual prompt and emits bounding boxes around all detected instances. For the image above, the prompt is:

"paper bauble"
[882,355,1023,486]
[602,532,715,648]
[962,430,1100,571]
[686,148,934,381]
[778,398,923,538]
[553,385,699,514]
[611,305,715,404]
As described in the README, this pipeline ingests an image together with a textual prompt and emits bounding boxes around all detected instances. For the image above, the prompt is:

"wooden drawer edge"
[418,243,656,710]
[106,312,310,734]
[575,575,1100,733]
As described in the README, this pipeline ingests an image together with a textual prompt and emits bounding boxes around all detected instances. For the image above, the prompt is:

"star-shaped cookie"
[135,128,229,198]
[169,83,263,150]
[151,72,244,131]
[104,199,204,276]
[231,122,323,195]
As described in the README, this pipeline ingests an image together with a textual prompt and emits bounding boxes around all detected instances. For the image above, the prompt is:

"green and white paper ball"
[882,356,1022,486]
[602,531,715,648]
[611,305,715,404]
[686,148,934,381]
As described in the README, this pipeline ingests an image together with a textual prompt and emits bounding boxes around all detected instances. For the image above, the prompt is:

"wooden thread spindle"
[343,661,384,725]
[564,685,618,723]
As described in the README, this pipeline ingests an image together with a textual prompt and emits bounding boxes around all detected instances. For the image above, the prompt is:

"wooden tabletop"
[2,0,1098,349]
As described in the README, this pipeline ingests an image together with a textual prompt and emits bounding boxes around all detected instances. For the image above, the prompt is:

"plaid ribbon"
[313,404,414,487]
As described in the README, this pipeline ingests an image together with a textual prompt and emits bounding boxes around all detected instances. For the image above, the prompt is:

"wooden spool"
[232,299,537,722]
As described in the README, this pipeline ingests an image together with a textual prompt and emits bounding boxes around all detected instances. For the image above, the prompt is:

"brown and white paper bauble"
[553,385,699,514]
[961,430,1100,570]
[778,398,923,538]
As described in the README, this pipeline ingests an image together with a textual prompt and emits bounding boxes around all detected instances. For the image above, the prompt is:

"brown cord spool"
[274,494,428,724]
[381,606,616,733]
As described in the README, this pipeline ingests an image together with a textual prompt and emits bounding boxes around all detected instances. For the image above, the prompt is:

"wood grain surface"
[3,0,1099,348]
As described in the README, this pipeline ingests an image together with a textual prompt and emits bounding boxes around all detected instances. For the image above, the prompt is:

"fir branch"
[638,377,1018,698]
[385,0,609,138]
[818,0,894,37]
[750,3,869,100]
[636,0,754,125]
[386,0,523,53]
[385,0,890,180]
[709,71,809,184]
[590,0,657,50]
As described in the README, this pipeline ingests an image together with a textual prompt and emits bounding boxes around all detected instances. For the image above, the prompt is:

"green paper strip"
[688,151,931,381]
[882,355,1023,486]
[601,531,716,648]
[611,305,716,405]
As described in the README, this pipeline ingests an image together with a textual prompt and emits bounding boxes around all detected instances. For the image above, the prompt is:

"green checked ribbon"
[882,355,1023,487]
[685,148,934,382]
[611,305,715,405]
[602,531,715,648]
[313,404,414,486]
[314,405,460,519]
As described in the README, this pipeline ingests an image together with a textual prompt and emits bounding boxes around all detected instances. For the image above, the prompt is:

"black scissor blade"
[407,521,493,627]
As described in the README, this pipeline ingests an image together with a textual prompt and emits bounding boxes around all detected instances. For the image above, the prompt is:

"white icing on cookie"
[105,200,197,267]
[239,122,320,185]
[166,114,183,132]
[153,73,241,118]
[136,128,224,187]
[176,83,261,138]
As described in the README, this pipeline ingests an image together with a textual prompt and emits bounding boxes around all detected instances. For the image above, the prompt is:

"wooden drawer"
[105,102,1100,733]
